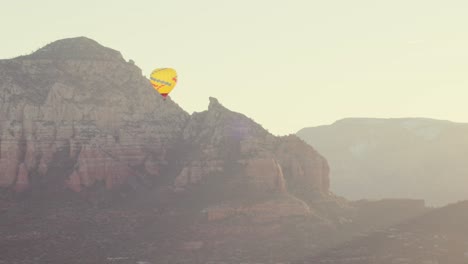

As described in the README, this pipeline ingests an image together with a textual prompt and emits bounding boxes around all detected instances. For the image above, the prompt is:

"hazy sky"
[1,0,467,135]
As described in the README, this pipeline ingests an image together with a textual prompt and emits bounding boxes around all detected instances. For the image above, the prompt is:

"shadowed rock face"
[297,201,468,264]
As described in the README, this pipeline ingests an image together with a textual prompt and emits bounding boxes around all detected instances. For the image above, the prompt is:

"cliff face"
[0,37,189,193]
[177,97,330,202]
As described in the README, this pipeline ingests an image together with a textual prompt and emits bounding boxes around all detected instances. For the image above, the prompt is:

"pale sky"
[1,0,467,135]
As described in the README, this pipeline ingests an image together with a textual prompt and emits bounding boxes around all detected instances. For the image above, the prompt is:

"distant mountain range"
[297,118,468,206]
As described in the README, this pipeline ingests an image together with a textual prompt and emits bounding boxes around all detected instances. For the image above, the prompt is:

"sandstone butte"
[0,37,349,220]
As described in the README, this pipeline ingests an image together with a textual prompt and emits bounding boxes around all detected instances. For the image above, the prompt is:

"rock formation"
[177,97,330,201]
[0,37,188,194]
[0,37,336,215]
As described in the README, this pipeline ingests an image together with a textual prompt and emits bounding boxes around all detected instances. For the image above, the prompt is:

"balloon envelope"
[149,68,177,99]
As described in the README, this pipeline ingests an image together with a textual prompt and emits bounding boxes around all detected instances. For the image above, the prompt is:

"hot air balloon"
[149,68,177,100]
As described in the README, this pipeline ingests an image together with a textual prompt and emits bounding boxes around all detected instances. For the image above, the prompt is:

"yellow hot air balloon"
[149,68,177,100]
